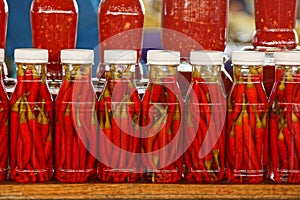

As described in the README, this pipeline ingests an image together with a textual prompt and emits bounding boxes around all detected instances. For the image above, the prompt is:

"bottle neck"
[105,64,135,82]
[149,65,178,84]
[192,65,222,84]
[233,65,263,84]
[275,65,300,82]
[62,64,92,82]
[16,63,47,83]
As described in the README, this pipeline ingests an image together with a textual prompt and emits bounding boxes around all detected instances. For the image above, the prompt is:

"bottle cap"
[14,48,48,63]
[61,49,94,64]
[147,50,180,65]
[104,50,137,64]
[0,49,4,63]
[190,50,224,65]
[231,51,265,66]
[274,51,300,65]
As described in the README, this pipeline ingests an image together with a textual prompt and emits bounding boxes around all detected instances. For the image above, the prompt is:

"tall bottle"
[0,49,8,182]
[184,51,226,183]
[30,0,78,80]
[269,51,300,183]
[252,0,299,49]
[98,50,140,183]
[161,0,228,59]
[142,50,183,183]
[226,51,268,183]
[97,0,145,80]
[10,48,53,183]
[0,0,7,49]
[54,49,97,183]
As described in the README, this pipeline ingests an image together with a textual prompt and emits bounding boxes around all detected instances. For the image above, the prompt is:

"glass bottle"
[142,50,183,183]
[0,49,8,182]
[98,50,140,183]
[0,0,7,49]
[252,0,299,49]
[161,0,228,59]
[227,51,268,183]
[54,49,97,183]
[97,0,145,80]
[269,51,300,183]
[30,0,78,80]
[184,51,226,183]
[10,48,53,183]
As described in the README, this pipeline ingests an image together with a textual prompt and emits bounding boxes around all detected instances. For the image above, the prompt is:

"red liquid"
[31,0,78,80]
[161,0,228,58]
[98,0,145,79]
[252,0,299,49]
[0,0,7,48]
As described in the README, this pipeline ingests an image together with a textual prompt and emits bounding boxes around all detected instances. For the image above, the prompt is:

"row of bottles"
[0,0,299,81]
[1,48,300,183]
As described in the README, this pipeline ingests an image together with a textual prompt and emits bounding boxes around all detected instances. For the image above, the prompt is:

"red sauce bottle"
[269,51,300,183]
[0,49,8,182]
[161,0,228,59]
[0,0,7,49]
[252,0,299,49]
[98,0,145,80]
[30,0,78,80]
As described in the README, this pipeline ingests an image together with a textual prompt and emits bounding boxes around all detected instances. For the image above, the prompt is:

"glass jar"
[269,51,300,183]
[161,0,228,59]
[183,51,226,183]
[0,49,8,182]
[30,0,78,80]
[98,50,140,183]
[227,51,268,183]
[97,0,145,80]
[142,50,183,183]
[10,48,53,183]
[54,49,97,183]
[252,0,299,49]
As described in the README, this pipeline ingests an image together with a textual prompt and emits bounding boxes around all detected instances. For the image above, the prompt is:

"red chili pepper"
[292,113,300,162]
[72,134,79,171]
[234,110,243,170]
[18,104,33,168]
[270,113,280,182]
[277,129,288,170]
[44,133,52,164]
[63,103,73,170]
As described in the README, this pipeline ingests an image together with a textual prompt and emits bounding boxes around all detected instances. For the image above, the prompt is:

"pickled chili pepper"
[227,51,267,183]
[55,49,97,183]
[31,0,78,80]
[269,51,300,183]
[0,49,8,182]
[10,48,53,183]
[184,51,226,183]
[98,50,140,183]
[142,50,183,183]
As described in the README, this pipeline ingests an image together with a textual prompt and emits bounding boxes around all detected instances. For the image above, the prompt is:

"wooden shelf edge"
[0,183,299,199]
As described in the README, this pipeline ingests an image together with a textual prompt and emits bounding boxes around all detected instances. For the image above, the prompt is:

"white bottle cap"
[274,51,300,65]
[0,49,4,63]
[14,48,48,63]
[190,50,224,65]
[61,49,94,64]
[231,51,265,66]
[147,50,180,65]
[104,50,137,64]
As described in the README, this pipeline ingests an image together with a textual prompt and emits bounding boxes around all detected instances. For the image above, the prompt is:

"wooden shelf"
[0,182,299,199]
